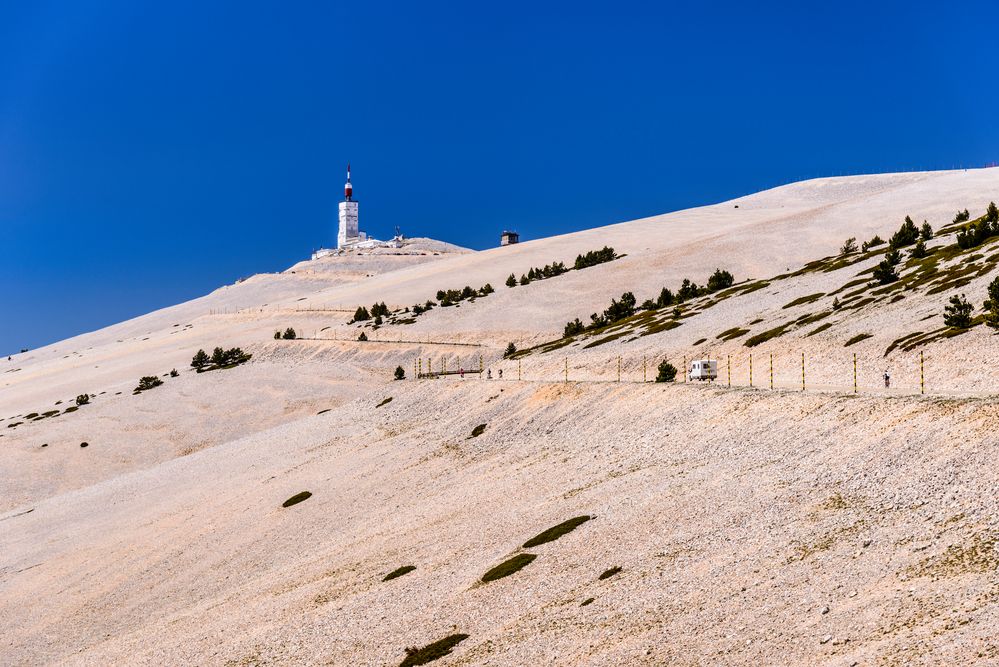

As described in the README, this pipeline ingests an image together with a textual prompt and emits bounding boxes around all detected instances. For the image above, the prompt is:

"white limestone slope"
[2,168,999,666]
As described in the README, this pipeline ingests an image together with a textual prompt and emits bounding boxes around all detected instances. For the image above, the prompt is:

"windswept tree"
[707,269,734,291]
[840,237,858,255]
[943,294,973,328]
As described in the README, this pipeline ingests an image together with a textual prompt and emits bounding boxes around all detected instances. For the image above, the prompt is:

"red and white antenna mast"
[344,162,353,201]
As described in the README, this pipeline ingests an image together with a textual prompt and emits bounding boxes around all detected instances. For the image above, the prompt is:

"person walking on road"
[486,369,492,379]
[884,369,891,389]
[498,368,503,380]
[459,367,465,379]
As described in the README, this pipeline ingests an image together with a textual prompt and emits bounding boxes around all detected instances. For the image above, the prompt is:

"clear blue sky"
[2,1,998,354]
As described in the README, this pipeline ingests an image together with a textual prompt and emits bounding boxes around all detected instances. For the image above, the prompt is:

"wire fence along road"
[408,350,994,400]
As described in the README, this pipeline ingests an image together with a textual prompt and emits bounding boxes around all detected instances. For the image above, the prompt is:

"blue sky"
[2,1,998,354]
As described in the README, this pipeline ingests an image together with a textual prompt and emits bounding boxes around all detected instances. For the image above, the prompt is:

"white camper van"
[688,359,718,381]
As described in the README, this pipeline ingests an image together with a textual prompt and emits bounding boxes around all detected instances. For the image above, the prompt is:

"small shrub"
[358,332,368,341]
[943,294,973,328]
[282,491,312,508]
[504,342,517,357]
[523,516,591,548]
[832,297,841,310]
[282,327,297,340]
[563,318,585,337]
[707,268,734,291]
[655,360,677,383]
[470,424,486,438]
[376,397,393,408]
[135,376,164,392]
[574,246,616,270]
[383,565,416,582]
[840,237,858,254]
[910,239,928,259]
[871,257,899,285]
[954,209,971,224]
[394,366,405,380]
[169,368,179,378]
[598,566,622,580]
[400,634,469,667]
[274,331,281,339]
[656,287,675,308]
[75,394,90,406]
[481,553,537,583]
[505,273,517,288]
[861,235,885,252]
[80,442,89,448]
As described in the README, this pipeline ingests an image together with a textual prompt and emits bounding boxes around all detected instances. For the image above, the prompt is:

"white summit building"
[312,164,401,259]
[337,162,362,247]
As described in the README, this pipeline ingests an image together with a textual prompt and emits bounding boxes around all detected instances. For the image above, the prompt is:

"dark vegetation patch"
[376,397,393,408]
[783,293,825,309]
[316,408,331,415]
[62,406,78,413]
[795,310,832,327]
[885,331,925,356]
[282,491,312,508]
[692,338,707,346]
[744,323,793,347]
[469,423,487,438]
[400,634,469,667]
[598,566,622,580]
[844,333,873,346]
[805,322,834,337]
[580,597,594,607]
[191,347,251,372]
[716,327,750,341]
[383,565,416,581]
[481,553,537,583]
[80,442,89,448]
[522,516,591,549]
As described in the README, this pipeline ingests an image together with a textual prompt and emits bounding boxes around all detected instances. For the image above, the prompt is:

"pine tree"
[282,327,297,340]
[920,221,933,240]
[943,294,973,328]
[191,349,209,370]
[984,276,999,329]
[840,237,858,255]
[655,360,677,383]
[394,366,405,380]
[358,332,368,341]
[353,306,370,321]
[656,287,674,308]
[506,273,517,288]
[211,347,226,367]
[504,342,517,357]
[910,239,928,259]
[707,269,734,291]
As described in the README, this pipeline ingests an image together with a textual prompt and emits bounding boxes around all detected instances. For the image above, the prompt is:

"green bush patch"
[782,293,825,309]
[376,397,393,408]
[522,515,591,549]
[598,566,622,580]
[716,327,750,341]
[805,322,834,337]
[469,423,487,438]
[282,491,312,508]
[383,565,416,581]
[744,323,792,347]
[481,553,537,583]
[400,634,469,667]
[844,333,873,347]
